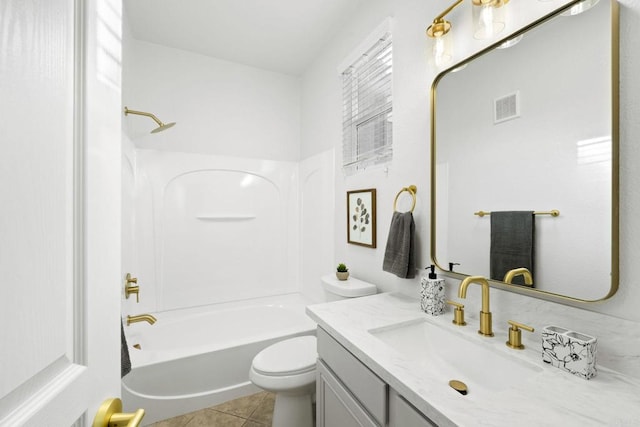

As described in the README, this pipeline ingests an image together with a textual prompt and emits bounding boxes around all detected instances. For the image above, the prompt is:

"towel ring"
[393,185,417,212]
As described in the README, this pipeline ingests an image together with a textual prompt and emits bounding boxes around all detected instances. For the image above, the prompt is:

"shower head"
[151,122,176,133]
[124,107,176,134]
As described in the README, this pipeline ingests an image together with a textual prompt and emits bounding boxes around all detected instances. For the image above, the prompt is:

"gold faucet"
[503,268,533,286]
[127,314,157,326]
[458,276,493,337]
[445,300,466,326]
[506,320,535,350]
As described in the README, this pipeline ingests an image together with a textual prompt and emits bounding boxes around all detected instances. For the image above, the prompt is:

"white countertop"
[306,292,640,427]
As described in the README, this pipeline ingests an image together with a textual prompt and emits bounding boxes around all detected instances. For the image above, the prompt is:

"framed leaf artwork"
[347,188,376,248]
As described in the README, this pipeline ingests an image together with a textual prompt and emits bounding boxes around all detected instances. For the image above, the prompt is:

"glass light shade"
[427,19,453,68]
[430,32,453,68]
[472,0,507,40]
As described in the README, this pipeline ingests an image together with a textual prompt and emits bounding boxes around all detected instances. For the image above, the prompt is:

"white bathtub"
[121,293,317,425]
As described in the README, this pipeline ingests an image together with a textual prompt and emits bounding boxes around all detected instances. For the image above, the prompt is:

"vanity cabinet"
[388,389,436,427]
[317,327,437,427]
[317,327,386,427]
[317,360,379,427]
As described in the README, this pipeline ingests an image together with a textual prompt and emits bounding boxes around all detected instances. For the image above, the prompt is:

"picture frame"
[347,188,376,248]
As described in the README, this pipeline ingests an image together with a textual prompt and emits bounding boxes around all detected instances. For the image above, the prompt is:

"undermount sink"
[369,318,542,395]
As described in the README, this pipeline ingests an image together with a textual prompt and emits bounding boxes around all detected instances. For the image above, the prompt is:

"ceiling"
[124,0,365,76]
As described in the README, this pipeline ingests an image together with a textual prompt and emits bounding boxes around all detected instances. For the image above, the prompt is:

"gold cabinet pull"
[93,398,145,427]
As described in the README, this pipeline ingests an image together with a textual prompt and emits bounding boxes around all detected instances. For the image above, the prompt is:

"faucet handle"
[506,320,535,350]
[445,300,466,326]
[125,273,140,303]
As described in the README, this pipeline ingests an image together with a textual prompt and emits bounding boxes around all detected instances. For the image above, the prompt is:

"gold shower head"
[124,107,176,134]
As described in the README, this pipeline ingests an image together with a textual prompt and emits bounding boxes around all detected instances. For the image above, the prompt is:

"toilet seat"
[252,336,317,377]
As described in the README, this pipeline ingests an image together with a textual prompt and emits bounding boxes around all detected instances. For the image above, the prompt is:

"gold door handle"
[93,398,145,427]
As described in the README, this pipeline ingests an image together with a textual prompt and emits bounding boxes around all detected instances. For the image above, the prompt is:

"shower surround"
[125,149,301,314]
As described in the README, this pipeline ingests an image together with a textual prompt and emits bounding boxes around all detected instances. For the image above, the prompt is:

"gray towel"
[383,211,416,278]
[490,211,534,285]
[121,320,131,378]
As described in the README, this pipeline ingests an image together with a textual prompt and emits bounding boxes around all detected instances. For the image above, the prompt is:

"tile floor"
[149,391,275,427]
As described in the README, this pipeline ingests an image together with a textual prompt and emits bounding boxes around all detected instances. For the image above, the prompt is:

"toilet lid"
[252,336,317,376]
[321,275,377,298]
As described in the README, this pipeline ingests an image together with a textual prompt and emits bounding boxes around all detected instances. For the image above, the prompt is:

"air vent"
[494,91,520,124]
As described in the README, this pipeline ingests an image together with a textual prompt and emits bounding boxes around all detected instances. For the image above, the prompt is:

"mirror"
[430,0,618,302]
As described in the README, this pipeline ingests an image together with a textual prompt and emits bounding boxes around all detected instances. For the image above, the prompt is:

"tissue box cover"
[542,325,597,380]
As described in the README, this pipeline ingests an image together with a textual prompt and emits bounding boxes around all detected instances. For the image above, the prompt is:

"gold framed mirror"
[430,0,619,303]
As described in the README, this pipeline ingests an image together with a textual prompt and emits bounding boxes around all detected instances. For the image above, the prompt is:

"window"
[342,32,392,175]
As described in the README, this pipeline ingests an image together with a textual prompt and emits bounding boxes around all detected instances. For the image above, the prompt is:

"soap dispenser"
[420,265,445,316]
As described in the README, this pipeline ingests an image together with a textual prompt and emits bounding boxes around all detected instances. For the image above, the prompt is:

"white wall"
[124,39,301,161]
[300,0,640,377]
[299,149,336,303]
[122,15,140,312]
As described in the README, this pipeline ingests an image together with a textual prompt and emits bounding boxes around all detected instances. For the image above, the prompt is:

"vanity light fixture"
[427,0,512,67]
[426,0,464,68]
[472,0,510,40]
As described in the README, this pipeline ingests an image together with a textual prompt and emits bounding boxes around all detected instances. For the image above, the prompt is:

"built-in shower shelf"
[196,215,256,221]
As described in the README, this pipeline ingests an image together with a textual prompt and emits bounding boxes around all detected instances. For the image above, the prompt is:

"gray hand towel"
[383,211,416,279]
[490,211,534,285]
[121,320,131,378]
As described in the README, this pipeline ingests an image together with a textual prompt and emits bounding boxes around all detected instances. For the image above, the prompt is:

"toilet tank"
[321,275,377,302]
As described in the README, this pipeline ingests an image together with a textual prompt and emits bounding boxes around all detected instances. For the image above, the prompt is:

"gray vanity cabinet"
[317,327,386,426]
[317,360,379,427]
[388,389,437,427]
[317,327,437,427]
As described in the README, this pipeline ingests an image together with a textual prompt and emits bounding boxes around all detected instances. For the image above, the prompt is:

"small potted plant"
[336,263,349,281]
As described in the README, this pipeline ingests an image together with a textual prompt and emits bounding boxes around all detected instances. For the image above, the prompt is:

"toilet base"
[272,392,313,427]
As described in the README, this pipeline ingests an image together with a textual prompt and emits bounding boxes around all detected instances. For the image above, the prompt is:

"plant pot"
[336,271,349,281]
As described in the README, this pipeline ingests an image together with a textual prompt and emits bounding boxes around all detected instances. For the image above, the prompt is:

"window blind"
[342,32,392,175]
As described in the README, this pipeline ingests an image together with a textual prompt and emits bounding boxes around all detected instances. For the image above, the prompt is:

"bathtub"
[121,293,317,425]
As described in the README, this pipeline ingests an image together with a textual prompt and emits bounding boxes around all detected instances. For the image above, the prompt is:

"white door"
[0,0,123,425]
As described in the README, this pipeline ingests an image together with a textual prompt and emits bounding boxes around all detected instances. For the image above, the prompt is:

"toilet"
[249,274,377,427]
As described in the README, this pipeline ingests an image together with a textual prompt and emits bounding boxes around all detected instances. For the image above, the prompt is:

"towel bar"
[474,210,560,217]
[393,185,417,212]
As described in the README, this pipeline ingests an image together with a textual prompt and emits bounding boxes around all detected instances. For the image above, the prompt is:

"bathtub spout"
[127,314,157,326]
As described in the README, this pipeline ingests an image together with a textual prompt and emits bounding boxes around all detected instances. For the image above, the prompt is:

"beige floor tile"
[211,392,266,418]
[148,412,194,427]
[185,409,246,427]
[150,391,275,427]
[247,393,275,425]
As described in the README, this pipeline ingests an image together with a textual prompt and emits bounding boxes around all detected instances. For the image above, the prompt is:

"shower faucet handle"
[125,273,140,303]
